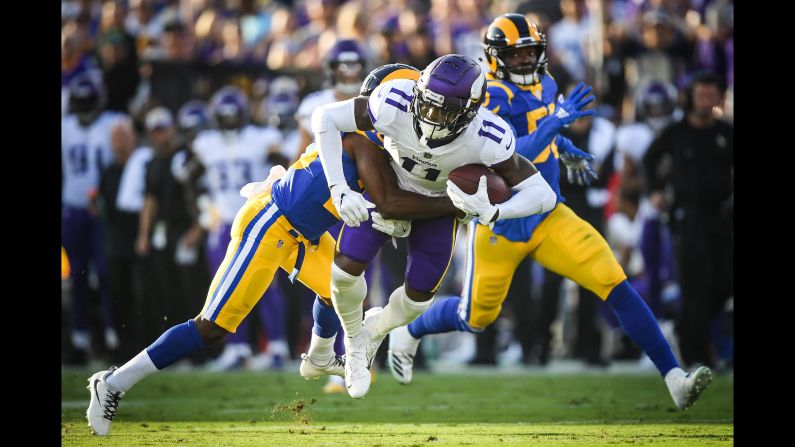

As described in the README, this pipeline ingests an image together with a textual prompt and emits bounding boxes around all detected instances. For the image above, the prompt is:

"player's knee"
[333,254,366,277]
[467,309,499,331]
[193,316,229,345]
[331,261,363,289]
[404,284,435,302]
[591,258,628,300]
[461,318,486,333]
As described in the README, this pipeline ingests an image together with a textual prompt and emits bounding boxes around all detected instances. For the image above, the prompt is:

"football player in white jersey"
[189,86,290,370]
[62,73,128,362]
[294,39,370,392]
[311,54,557,397]
[262,89,302,164]
[295,39,368,161]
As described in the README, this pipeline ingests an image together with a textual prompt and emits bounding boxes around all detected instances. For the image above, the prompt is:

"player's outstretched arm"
[312,97,375,227]
[346,133,457,220]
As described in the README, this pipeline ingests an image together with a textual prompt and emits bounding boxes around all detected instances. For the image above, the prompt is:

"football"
[448,164,512,204]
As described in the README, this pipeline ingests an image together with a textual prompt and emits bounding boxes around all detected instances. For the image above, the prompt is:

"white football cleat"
[343,307,386,399]
[299,352,345,380]
[363,307,386,369]
[665,366,713,409]
[86,367,125,436]
[387,324,421,384]
[343,330,371,399]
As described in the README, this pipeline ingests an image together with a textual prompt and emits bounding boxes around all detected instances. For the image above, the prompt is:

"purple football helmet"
[411,54,486,144]
[264,91,300,130]
[68,72,106,125]
[210,85,249,131]
[325,39,368,96]
[177,100,209,139]
[637,80,678,132]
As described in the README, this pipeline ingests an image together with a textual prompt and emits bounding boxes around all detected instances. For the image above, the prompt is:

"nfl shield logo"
[423,152,432,159]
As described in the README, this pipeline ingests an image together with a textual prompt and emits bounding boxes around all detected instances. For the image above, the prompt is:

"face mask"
[335,82,360,96]
[508,70,539,86]
[647,116,671,133]
[418,120,452,143]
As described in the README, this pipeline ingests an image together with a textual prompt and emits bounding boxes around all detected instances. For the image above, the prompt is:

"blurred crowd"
[61,0,733,378]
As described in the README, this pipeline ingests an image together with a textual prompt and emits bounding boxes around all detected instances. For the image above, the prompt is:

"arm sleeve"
[495,171,557,220]
[311,98,360,187]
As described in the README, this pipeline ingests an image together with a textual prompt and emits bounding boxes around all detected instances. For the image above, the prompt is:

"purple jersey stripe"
[481,120,506,134]
[368,102,377,123]
[389,87,414,102]
[385,98,407,112]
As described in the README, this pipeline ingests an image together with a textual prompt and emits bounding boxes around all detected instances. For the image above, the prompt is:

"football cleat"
[341,307,386,398]
[387,324,421,384]
[665,366,713,409]
[299,352,345,380]
[363,307,386,369]
[86,367,125,436]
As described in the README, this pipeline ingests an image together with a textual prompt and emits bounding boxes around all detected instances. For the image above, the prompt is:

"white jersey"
[62,112,126,208]
[296,89,337,135]
[368,79,515,197]
[278,128,302,161]
[193,125,281,223]
[116,147,153,213]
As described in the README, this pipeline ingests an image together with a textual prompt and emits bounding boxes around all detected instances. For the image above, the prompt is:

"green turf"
[62,368,733,446]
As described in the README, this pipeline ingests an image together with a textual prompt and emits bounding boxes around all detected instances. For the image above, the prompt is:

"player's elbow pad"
[497,172,557,220]
[517,173,557,214]
[311,98,359,134]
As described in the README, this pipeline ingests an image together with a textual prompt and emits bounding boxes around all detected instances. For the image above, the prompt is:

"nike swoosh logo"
[93,379,101,405]
[505,136,513,150]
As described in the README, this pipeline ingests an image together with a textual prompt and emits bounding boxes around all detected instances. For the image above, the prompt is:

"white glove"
[371,211,411,237]
[330,183,375,227]
[446,176,499,224]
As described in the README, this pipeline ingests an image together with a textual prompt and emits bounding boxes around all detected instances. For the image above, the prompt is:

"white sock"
[372,285,433,338]
[308,331,336,359]
[330,262,367,337]
[266,339,290,357]
[106,350,159,392]
[71,330,91,351]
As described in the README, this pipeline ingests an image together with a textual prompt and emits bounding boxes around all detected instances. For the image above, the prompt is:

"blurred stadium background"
[61,0,733,444]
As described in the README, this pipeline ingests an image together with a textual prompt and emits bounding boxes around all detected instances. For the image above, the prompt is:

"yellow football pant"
[460,203,627,329]
[200,192,335,332]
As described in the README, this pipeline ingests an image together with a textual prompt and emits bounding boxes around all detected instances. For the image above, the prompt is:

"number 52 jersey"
[367,79,517,197]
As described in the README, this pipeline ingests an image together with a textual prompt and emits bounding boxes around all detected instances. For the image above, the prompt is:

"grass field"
[62,367,733,446]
